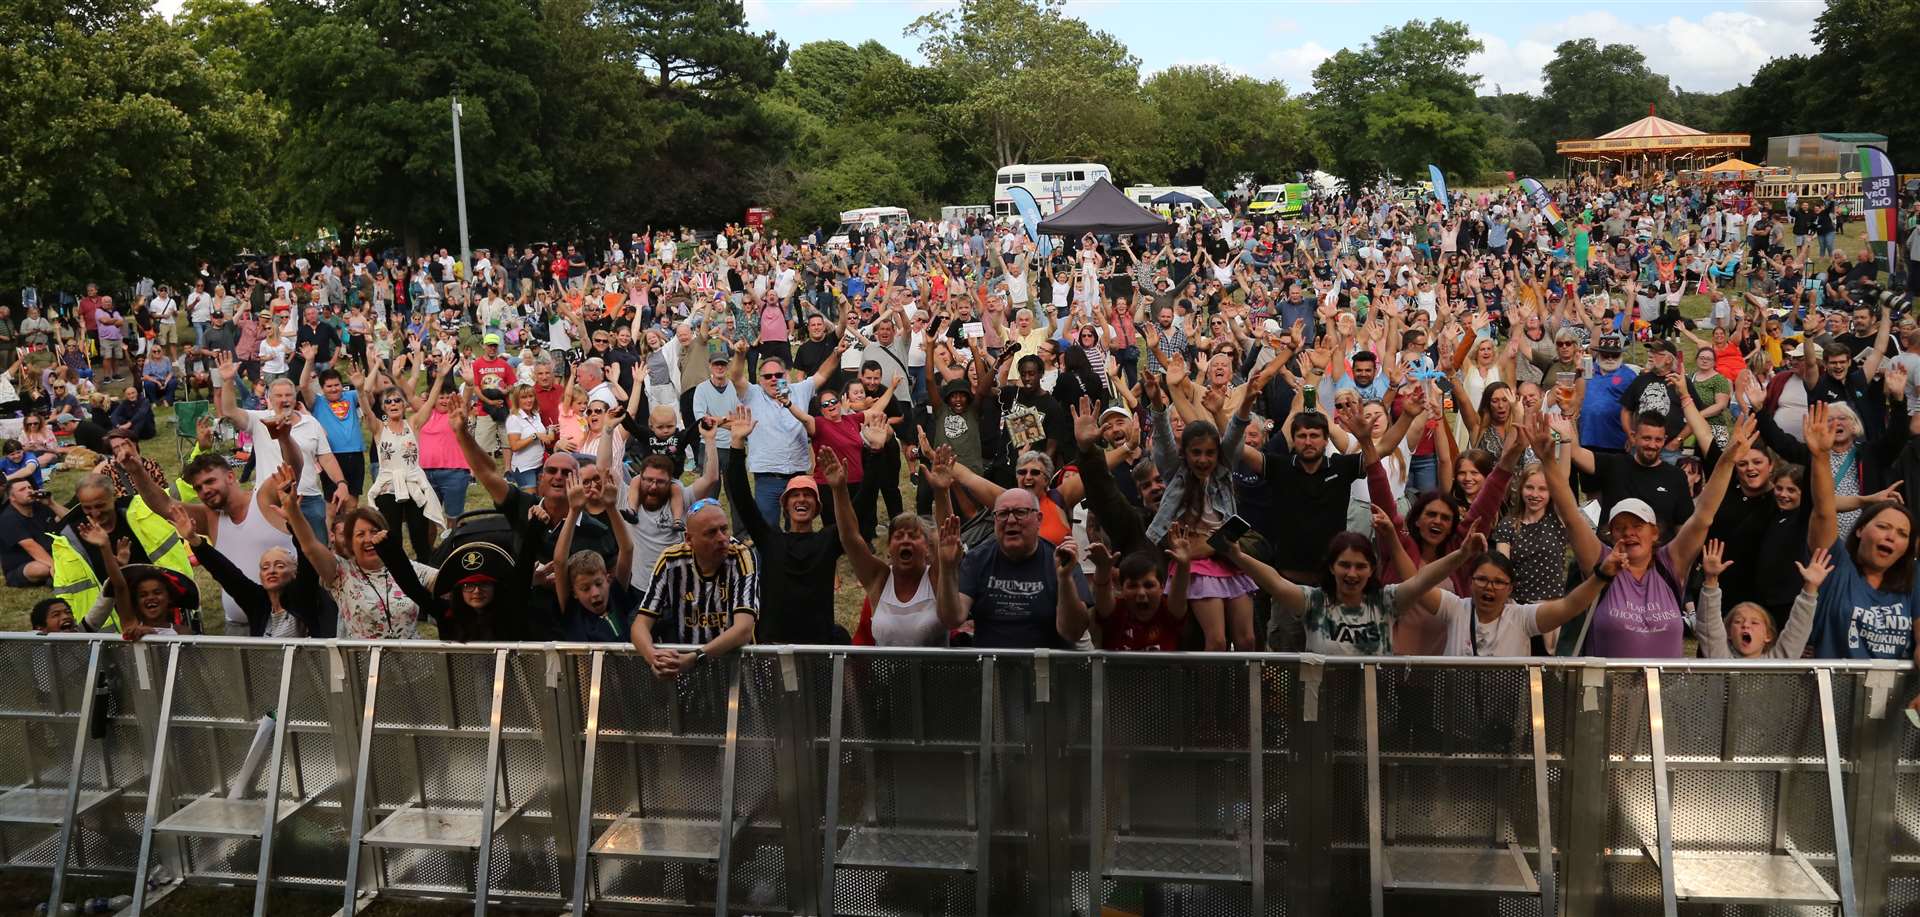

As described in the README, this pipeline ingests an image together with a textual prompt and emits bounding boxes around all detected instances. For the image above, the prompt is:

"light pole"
[451,94,471,284]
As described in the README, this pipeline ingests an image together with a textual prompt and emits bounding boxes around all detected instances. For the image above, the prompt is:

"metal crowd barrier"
[0,634,1914,916]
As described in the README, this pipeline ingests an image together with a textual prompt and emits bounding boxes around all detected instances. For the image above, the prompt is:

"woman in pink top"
[755,292,790,372]
[406,353,473,523]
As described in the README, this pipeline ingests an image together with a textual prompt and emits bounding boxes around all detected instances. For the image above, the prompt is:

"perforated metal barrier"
[2,634,1915,916]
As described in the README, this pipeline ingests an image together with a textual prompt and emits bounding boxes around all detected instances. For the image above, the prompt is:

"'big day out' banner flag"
[1428,164,1448,215]
[1859,145,1897,244]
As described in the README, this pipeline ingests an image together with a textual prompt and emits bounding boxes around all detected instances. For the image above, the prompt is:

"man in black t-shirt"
[0,479,57,587]
[1259,410,1364,581]
[1571,411,1694,528]
[791,313,837,381]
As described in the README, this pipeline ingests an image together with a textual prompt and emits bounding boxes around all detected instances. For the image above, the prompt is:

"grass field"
[0,219,1874,635]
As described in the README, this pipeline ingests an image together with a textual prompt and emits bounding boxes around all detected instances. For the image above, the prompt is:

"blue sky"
[147,0,1822,96]
[738,0,1822,95]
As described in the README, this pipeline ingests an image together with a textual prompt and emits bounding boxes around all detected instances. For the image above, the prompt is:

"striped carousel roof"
[1595,109,1707,141]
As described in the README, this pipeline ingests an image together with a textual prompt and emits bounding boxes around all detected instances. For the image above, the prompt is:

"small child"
[623,404,698,518]
[554,477,638,642]
[1094,524,1195,652]
[1696,538,1824,659]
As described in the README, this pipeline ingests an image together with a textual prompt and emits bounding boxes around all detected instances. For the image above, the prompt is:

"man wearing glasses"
[929,456,1096,650]
[727,335,846,526]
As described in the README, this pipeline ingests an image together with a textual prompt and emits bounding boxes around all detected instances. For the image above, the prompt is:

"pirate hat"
[433,542,517,596]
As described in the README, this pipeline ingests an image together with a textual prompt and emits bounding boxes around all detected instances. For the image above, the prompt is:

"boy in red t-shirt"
[1095,525,1194,652]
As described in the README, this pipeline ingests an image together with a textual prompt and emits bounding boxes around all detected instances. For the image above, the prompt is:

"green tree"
[1309,19,1485,185]
[0,0,277,290]
[909,0,1146,168]
[254,0,554,252]
[598,0,785,98]
[1535,39,1671,147]
[1140,65,1311,191]
[1724,55,1816,162]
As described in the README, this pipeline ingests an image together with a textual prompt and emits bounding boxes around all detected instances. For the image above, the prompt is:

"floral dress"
[329,558,437,640]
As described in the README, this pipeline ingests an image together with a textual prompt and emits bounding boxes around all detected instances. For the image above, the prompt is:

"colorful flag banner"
[1858,145,1897,244]
[1519,177,1569,238]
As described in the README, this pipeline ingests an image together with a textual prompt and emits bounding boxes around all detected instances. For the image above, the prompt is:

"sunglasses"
[761,372,783,380]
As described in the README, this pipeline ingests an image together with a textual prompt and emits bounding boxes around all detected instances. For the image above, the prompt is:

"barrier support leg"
[127,643,183,917]
[1559,664,1610,917]
[568,651,605,916]
[46,642,103,914]
[1815,668,1859,917]
[251,646,299,917]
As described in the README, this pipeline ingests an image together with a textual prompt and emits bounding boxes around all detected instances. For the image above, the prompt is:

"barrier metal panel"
[0,635,1902,917]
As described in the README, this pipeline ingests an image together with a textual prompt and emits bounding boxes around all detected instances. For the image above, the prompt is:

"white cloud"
[1261,41,1333,94]
[1473,2,1820,95]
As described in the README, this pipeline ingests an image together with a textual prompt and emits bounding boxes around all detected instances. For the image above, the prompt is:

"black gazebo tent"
[1037,179,1172,237]
[1150,190,1203,206]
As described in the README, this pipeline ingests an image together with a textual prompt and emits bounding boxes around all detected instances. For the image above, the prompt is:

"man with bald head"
[930,466,1095,649]
[631,499,758,677]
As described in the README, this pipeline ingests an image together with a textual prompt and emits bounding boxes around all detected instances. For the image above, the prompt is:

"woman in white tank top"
[818,452,946,646]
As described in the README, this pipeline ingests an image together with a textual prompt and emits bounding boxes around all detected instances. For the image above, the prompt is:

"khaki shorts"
[99,339,126,360]
[154,322,177,345]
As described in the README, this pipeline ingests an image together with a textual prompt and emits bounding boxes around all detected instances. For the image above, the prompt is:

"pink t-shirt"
[416,411,468,470]
[759,302,788,343]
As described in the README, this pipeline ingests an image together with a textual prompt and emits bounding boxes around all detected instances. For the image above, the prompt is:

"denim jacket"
[1145,408,1249,544]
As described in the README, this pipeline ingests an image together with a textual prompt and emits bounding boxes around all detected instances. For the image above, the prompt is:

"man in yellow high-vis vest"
[49,473,194,633]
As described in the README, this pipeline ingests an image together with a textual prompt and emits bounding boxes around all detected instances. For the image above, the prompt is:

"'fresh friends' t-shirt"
[1810,537,1919,660]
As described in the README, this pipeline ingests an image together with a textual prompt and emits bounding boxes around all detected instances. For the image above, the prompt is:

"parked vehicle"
[1247,183,1309,217]
[825,206,911,248]
[993,163,1112,218]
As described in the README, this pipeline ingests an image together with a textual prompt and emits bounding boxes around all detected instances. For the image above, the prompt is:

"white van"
[1123,185,1229,214]
[826,206,911,248]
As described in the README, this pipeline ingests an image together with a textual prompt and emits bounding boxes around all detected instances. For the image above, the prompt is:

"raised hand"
[1797,547,1834,592]
[75,519,110,547]
[165,504,196,541]
[1087,540,1115,572]
[1885,362,1909,397]
[299,342,319,361]
[216,351,240,384]
[564,476,586,510]
[815,448,848,488]
[1701,539,1731,581]
[925,444,957,490]
[1601,538,1628,578]
[1461,530,1488,557]
[725,406,756,440]
[1071,395,1100,451]
[936,513,962,567]
[1165,522,1196,566]
[1803,398,1837,451]
[1055,536,1080,573]
[1726,413,1759,461]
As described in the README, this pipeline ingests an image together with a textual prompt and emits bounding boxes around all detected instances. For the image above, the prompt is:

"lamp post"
[451,94,471,284]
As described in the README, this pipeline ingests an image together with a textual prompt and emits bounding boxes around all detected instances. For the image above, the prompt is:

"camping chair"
[171,400,212,467]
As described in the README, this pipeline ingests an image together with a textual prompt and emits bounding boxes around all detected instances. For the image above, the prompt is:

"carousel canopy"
[1556,105,1749,161]
[1704,158,1764,182]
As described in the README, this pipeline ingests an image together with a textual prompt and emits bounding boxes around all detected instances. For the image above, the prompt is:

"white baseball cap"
[1606,498,1658,527]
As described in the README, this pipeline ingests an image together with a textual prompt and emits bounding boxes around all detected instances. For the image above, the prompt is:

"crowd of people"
[4,181,1920,706]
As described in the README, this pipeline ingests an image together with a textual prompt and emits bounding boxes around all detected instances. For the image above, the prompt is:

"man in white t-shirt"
[186,280,215,350]
[215,356,351,540]
[148,285,181,359]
